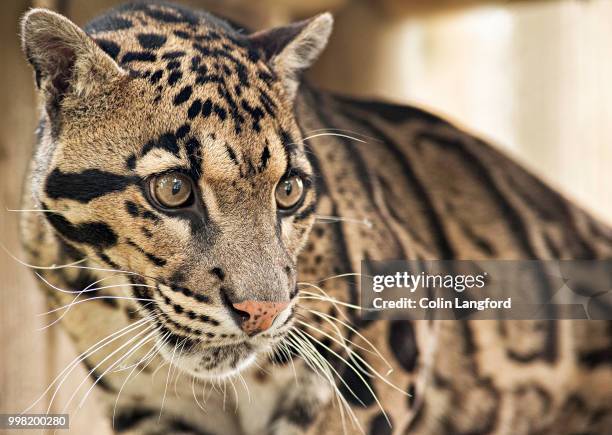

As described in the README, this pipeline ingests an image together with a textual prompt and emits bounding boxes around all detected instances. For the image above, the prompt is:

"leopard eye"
[150,173,193,208]
[275,176,304,210]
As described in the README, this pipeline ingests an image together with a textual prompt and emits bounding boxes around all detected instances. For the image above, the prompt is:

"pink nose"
[232,300,289,335]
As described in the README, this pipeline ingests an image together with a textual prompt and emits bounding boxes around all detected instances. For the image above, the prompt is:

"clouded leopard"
[18,1,611,434]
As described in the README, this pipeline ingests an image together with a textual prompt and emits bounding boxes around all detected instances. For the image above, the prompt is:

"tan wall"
[1,1,610,433]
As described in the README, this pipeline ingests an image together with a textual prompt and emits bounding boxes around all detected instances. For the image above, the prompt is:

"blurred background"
[2,0,612,433]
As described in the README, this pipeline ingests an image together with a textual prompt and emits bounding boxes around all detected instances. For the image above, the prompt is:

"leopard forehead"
[55,1,303,180]
[89,3,286,131]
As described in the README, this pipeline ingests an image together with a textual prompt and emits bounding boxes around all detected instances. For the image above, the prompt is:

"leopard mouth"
[153,320,293,379]
[144,289,296,379]
[154,335,256,379]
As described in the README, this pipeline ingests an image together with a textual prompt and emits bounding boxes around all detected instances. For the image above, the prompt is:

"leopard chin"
[155,336,264,380]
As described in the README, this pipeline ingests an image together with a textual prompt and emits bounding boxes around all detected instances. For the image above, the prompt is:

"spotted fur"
[19,2,611,434]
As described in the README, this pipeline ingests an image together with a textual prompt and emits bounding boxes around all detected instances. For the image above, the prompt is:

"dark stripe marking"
[45,168,137,203]
[43,205,117,248]
[137,33,167,50]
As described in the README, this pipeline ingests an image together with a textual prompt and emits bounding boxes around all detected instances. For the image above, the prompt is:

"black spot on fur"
[235,63,249,86]
[258,70,275,87]
[166,60,181,70]
[173,30,190,39]
[190,56,201,71]
[210,267,225,280]
[225,144,239,166]
[282,403,316,429]
[241,100,265,132]
[248,48,260,63]
[188,99,202,119]
[175,124,190,139]
[144,8,197,25]
[389,320,419,372]
[407,383,416,408]
[214,105,227,121]
[82,358,116,392]
[95,39,120,60]
[167,70,182,86]
[185,138,202,180]
[162,51,186,60]
[45,168,136,203]
[142,210,160,222]
[338,351,377,407]
[96,251,120,269]
[195,294,211,304]
[141,227,153,238]
[125,201,139,217]
[149,69,163,84]
[126,154,137,170]
[173,86,193,105]
[43,205,117,248]
[201,98,213,117]
[137,33,167,50]
[121,51,156,63]
[259,90,277,116]
[259,146,270,171]
[113,408,155,432]
[127,239,165,265]
[369,413,392,435]
[580,347,612,367]
[280,130,296,154]
[142,133,179,156]
[167,418,214,435]
[62,268,96,295]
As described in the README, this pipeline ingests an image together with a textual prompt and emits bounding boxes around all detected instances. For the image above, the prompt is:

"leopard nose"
[231,300,289,335]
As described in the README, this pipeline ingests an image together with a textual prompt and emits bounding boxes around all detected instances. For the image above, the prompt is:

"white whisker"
[302,128,381,144]
[315,214,373,228]
[285,330,362,432]
[299,132,368,144]
[47,319,152,414]
[159,339,181,421]
[6,207,60,213]
[22,317,150,415]
[39,295,156,316]
[293,327,392,428]
[62,325,155,412]
[297,293,362,311]
[112,329,168,427]
[0,242,87,270]
[77,329,157,410]
[192,375,207,412]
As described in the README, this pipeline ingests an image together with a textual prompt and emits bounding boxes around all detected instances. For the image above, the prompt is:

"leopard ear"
[249,13,333,100]
[21,9,124,117]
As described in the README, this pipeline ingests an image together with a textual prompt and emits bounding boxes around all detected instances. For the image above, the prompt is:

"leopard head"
[21,2,332,378]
